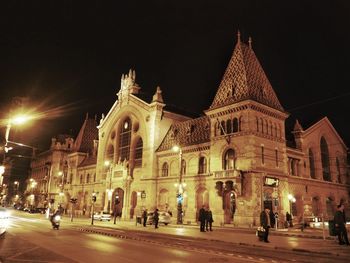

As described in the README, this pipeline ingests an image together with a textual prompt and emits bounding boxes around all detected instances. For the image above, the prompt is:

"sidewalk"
[63,216,350,258]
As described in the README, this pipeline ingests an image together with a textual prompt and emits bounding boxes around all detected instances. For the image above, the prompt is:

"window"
[119,118,132,162]
[226,119,232,134]
[80,174,83,184]
[181,159,186,175]
[224,149,235,170]
[320,137,331,181]
[198,157,207,174]
[309,149,316,179]
[93,173,96,182]
[232,118,238,133]
[86,173,90,183]
[261,146,265,165]
[134,137,143,167]
[161,162,169,177]
[220,121,226,135]
[275,149,278,167]
[256,117,259,132]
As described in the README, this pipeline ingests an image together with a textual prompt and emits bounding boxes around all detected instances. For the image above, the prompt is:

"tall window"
[224,149,235,170]
[309,149,316,179]
[275,149,278,167]
[80,174,83,184]
[336,157,341,183]
[226,119,232,134]
[93,173,96,182]
[161,162,168,177]
[86,173,90,183]
[220,121,225,135]
[198,157,207,174]
[232,118,238,133]
[320,137,331,181]
[181,159,186,175]
[261,146,265,165]
[134,138,143,167]
[119,118,132,162]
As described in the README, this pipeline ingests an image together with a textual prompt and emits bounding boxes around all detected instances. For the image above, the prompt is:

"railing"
[213,169,241,178]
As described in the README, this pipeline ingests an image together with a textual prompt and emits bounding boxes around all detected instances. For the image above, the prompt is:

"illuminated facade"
[29,33,349,226]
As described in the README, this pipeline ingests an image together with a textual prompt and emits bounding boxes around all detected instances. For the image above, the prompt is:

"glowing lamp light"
[104,160,110,166]
[172,145,180,152]
[11,115,31,125]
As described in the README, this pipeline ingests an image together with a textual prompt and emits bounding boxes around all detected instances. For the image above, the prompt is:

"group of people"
[198,205,214,232]
[142,208,159,229]
[334,203,349,246]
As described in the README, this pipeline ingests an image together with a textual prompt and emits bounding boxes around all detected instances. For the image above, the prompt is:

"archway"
[195,187,209,221]
[112,188,124,217]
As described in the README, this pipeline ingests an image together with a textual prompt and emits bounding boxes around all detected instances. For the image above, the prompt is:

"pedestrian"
[286,212,293,227]
[154,208,159,229]
[334,204,349,245]
[198,205,206,232]
[206,207,214,231]
[260,207,271,243]
[142,209,148,227]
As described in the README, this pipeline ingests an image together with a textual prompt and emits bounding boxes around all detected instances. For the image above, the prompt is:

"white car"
[147,211,172,225]
[93,211,111,221]
[0,208,9,235]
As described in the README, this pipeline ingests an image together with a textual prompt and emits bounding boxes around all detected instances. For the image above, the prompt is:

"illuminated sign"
[264,176,279,187]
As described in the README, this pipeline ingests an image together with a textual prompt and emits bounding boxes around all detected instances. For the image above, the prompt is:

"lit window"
[119,118,132,162]
[224,149,235,170]
[198,157,207,174]
[134,138,143,167]
[161,162,168,177]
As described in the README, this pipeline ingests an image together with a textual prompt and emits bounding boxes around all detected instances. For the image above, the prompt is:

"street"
[1,209,349,263]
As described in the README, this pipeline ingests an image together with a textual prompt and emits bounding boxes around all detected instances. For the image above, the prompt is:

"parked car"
[304,216,323,228]
[93,211,111,221]
[147,211,172,225]
[0,208,9,235]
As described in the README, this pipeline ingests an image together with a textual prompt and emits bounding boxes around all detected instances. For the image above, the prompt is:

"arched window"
[239,116,244,131]
[80,174,83,184]
[93,173,96,182]
[198,157,207,174]
[119,118,132,162]
[226,119,232,134]
[181,159,186,175]
[86,173,90,183]
[134,137,143,167]
[256,117,259,132]
[106,144,114,161]
[220,121,226,135]
[336,157,341,183]
[309,149,316,179]
[320,137,331,181]
[260,118,264,133]
[232,118,238,133]
[161,162,168,177]
[224,149,235,170]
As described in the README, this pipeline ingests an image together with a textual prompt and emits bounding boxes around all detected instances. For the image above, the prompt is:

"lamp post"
[173,145,186,224]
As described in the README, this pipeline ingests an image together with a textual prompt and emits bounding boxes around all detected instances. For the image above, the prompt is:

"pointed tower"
[74,114,99,154]
[292,119,304,150]
[205,32,289,212]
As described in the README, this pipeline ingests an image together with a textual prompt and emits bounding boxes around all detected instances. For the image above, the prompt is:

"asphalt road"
[0,210,348,263]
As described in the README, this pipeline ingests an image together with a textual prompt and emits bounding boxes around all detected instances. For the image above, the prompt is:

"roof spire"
[248,36,252,49]
[152,86,164,103]
[237,30,241,43]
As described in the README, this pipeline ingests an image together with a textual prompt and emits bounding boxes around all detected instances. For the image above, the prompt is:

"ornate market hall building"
[28,32,350,226]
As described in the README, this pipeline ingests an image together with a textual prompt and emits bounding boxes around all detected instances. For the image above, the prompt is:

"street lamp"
[172,145,185,224]
[5,114,32,151]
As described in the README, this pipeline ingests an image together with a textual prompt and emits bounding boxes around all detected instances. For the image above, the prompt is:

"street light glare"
[11,115,31,125]
[104,160,110,166]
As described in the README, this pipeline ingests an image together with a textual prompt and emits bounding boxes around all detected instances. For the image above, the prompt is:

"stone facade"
[28,33,350,226]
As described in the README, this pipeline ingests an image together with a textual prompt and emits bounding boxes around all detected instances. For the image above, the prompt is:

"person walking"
[142,209,148,227]
[334,204,349,245]
[206,208,214,231]
[260,207,271,243]
[198,205,206,232]
[154,209,159,229]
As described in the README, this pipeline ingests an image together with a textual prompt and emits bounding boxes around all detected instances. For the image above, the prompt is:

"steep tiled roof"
[78,154,97,168]
[157,116,210,152]
[209,34,284,111]
[74,115,98,154]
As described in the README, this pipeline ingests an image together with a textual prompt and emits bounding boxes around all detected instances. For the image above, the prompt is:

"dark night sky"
[1,0,350,152]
